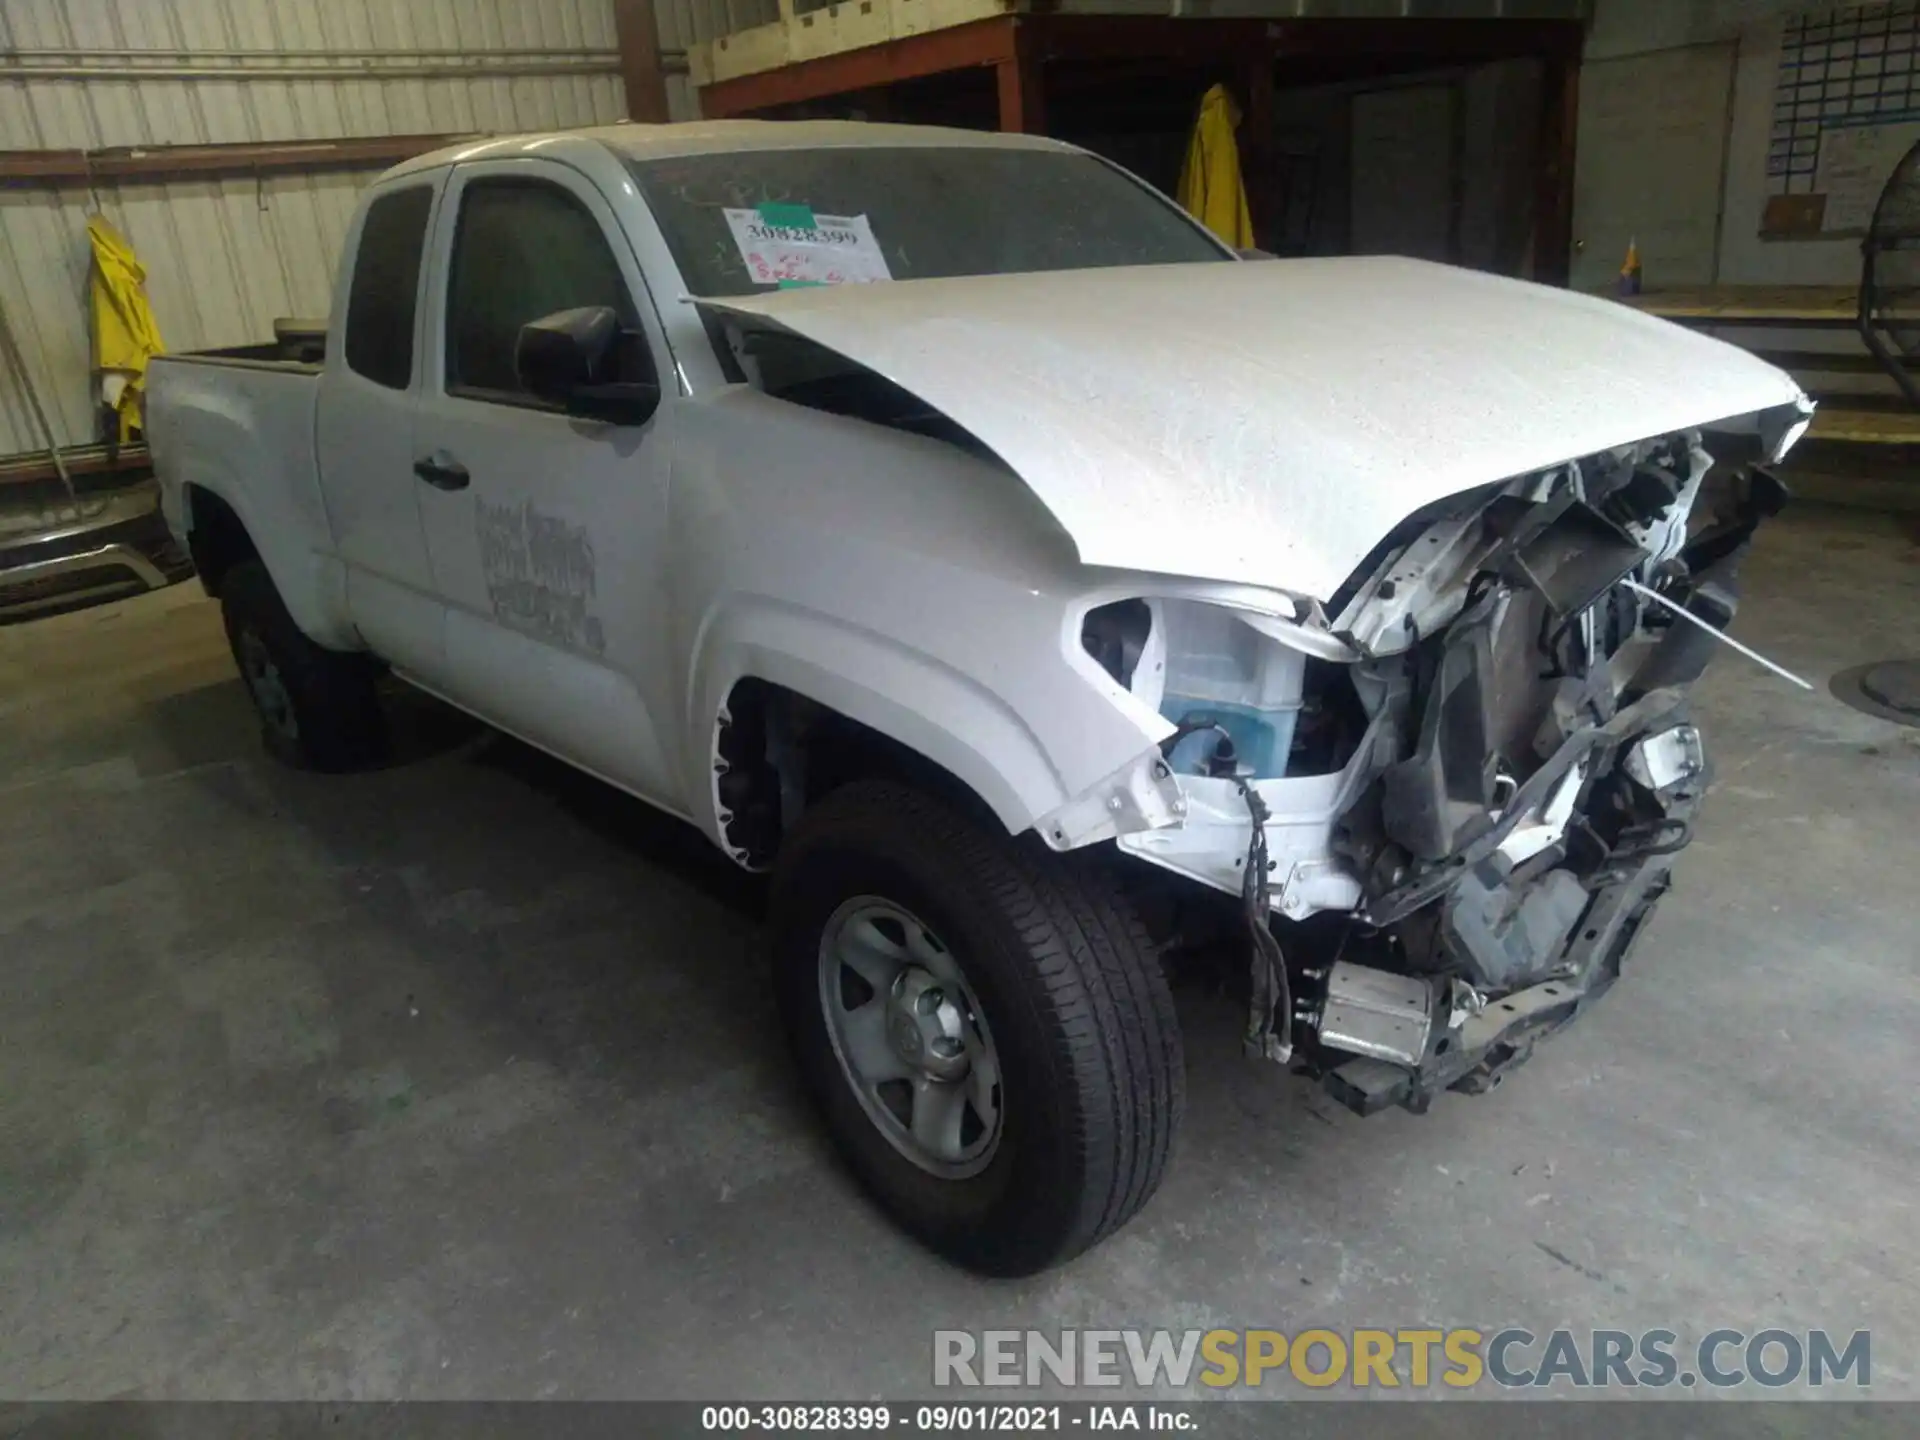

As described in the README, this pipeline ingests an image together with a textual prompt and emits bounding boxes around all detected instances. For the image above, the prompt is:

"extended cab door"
[410,158,681,809]
[314,176,447,680]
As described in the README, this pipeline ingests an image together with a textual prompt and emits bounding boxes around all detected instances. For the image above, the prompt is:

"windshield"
[628,146,1229,297]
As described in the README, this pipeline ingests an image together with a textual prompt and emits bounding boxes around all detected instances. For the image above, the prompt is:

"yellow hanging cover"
[87,215,165,442]
[1176,83,1255,251]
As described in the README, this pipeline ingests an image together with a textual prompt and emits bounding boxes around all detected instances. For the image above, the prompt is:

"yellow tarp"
[87,215,164,442]
[1176,83,1254,251]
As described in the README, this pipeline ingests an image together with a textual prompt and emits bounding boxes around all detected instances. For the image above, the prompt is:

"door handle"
[413,453,470,491]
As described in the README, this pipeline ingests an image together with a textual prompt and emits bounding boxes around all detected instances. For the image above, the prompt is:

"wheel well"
[184,485,258,597]
[715,678,1004,867]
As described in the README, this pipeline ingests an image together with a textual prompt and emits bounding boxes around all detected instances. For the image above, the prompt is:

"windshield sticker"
[723,206,892,287]
[756,202,817,229]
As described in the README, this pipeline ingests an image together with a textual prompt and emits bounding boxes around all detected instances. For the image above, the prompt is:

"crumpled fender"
[688,598,1080,847]
[664,388,1183,851]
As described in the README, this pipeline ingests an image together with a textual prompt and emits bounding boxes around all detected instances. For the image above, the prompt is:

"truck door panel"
[411,161,679,808]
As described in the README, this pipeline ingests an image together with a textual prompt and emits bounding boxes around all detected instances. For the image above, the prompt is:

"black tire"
[220,558,386,772]
[772,779,1184,1276]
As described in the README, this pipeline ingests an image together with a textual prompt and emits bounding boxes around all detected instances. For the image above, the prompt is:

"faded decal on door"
[476,499,605,654]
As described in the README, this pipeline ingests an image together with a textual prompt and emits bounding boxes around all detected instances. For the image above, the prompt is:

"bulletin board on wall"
[1763,1,1920,237]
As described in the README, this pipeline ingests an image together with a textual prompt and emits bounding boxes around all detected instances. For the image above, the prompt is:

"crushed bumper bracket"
[1320,844,1678,1117]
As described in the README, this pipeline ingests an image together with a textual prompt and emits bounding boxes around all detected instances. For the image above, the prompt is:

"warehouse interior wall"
[1242,60,1541,273]
[0,0,723,462]
[1050,57,1541,272]
[13,0,1872,464]
[1718,9,1879,285]
[655,0,776,124]
[1576,0,1880,288]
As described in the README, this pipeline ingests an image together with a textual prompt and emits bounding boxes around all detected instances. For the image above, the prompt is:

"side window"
[445,178,648,402]
[344,186,432,390]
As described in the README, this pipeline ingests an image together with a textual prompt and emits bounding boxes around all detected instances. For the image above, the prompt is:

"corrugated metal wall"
[0,0,660,460]
[654,0,779,123]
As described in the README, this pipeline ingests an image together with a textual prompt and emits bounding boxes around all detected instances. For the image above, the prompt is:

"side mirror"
[515,306,661,425]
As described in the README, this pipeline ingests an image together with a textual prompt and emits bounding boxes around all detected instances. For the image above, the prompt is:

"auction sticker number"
[722,205,892,288]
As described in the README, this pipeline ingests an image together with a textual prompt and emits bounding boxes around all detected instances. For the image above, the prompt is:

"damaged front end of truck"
[696,261,1815,1118]
[1103,434,1797,1117]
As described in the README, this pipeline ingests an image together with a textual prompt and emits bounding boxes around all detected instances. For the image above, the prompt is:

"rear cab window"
[344,186,434,389]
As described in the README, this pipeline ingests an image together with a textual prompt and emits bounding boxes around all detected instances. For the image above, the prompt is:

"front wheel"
[772,780,1184,1276]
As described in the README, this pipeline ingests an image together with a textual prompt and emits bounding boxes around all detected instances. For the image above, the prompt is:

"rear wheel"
[772,780,1184,1275]
[220,559,386,771]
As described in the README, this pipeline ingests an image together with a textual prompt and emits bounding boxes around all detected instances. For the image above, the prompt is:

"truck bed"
[158,317,328,374]
[146,329,331,594]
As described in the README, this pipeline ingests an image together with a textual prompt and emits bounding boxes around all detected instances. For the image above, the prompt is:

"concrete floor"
[2,504,1917,1402]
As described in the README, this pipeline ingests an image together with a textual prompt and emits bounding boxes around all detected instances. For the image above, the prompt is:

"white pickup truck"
[150,120,1813,1276]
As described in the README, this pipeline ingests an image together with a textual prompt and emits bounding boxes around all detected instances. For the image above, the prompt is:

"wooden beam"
[1614,285,1858,325]
[1807,405,1920,445]
[0,444,150,490]
[1531,55,1580,286]
[700,17,1018,118]
[995,24,1045,134]
[612,0,672,124]
[0,133,471,187]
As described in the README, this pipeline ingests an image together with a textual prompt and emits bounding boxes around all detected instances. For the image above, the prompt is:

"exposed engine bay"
[1082,435,1791,1118]
[698,278,1808,1122]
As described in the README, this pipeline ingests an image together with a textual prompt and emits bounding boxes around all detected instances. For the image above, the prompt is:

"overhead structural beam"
[701,17,1018,119]
[613,0,674,123]
[995,23,1045,134]
[1262,16,1583,63]
[699,14,1581,117]
[0,133,474,187]
[0,59,622,83]
[2,46,618,62]
[0,39,694,190]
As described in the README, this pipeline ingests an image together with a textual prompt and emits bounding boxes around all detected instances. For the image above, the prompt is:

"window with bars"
[1771,1,1920,196]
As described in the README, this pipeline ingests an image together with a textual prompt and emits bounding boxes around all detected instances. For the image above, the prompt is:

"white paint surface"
[152,122,1802,921]
[702,257,1809,599]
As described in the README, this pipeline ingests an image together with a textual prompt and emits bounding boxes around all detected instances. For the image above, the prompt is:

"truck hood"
[696,258,1811,599]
